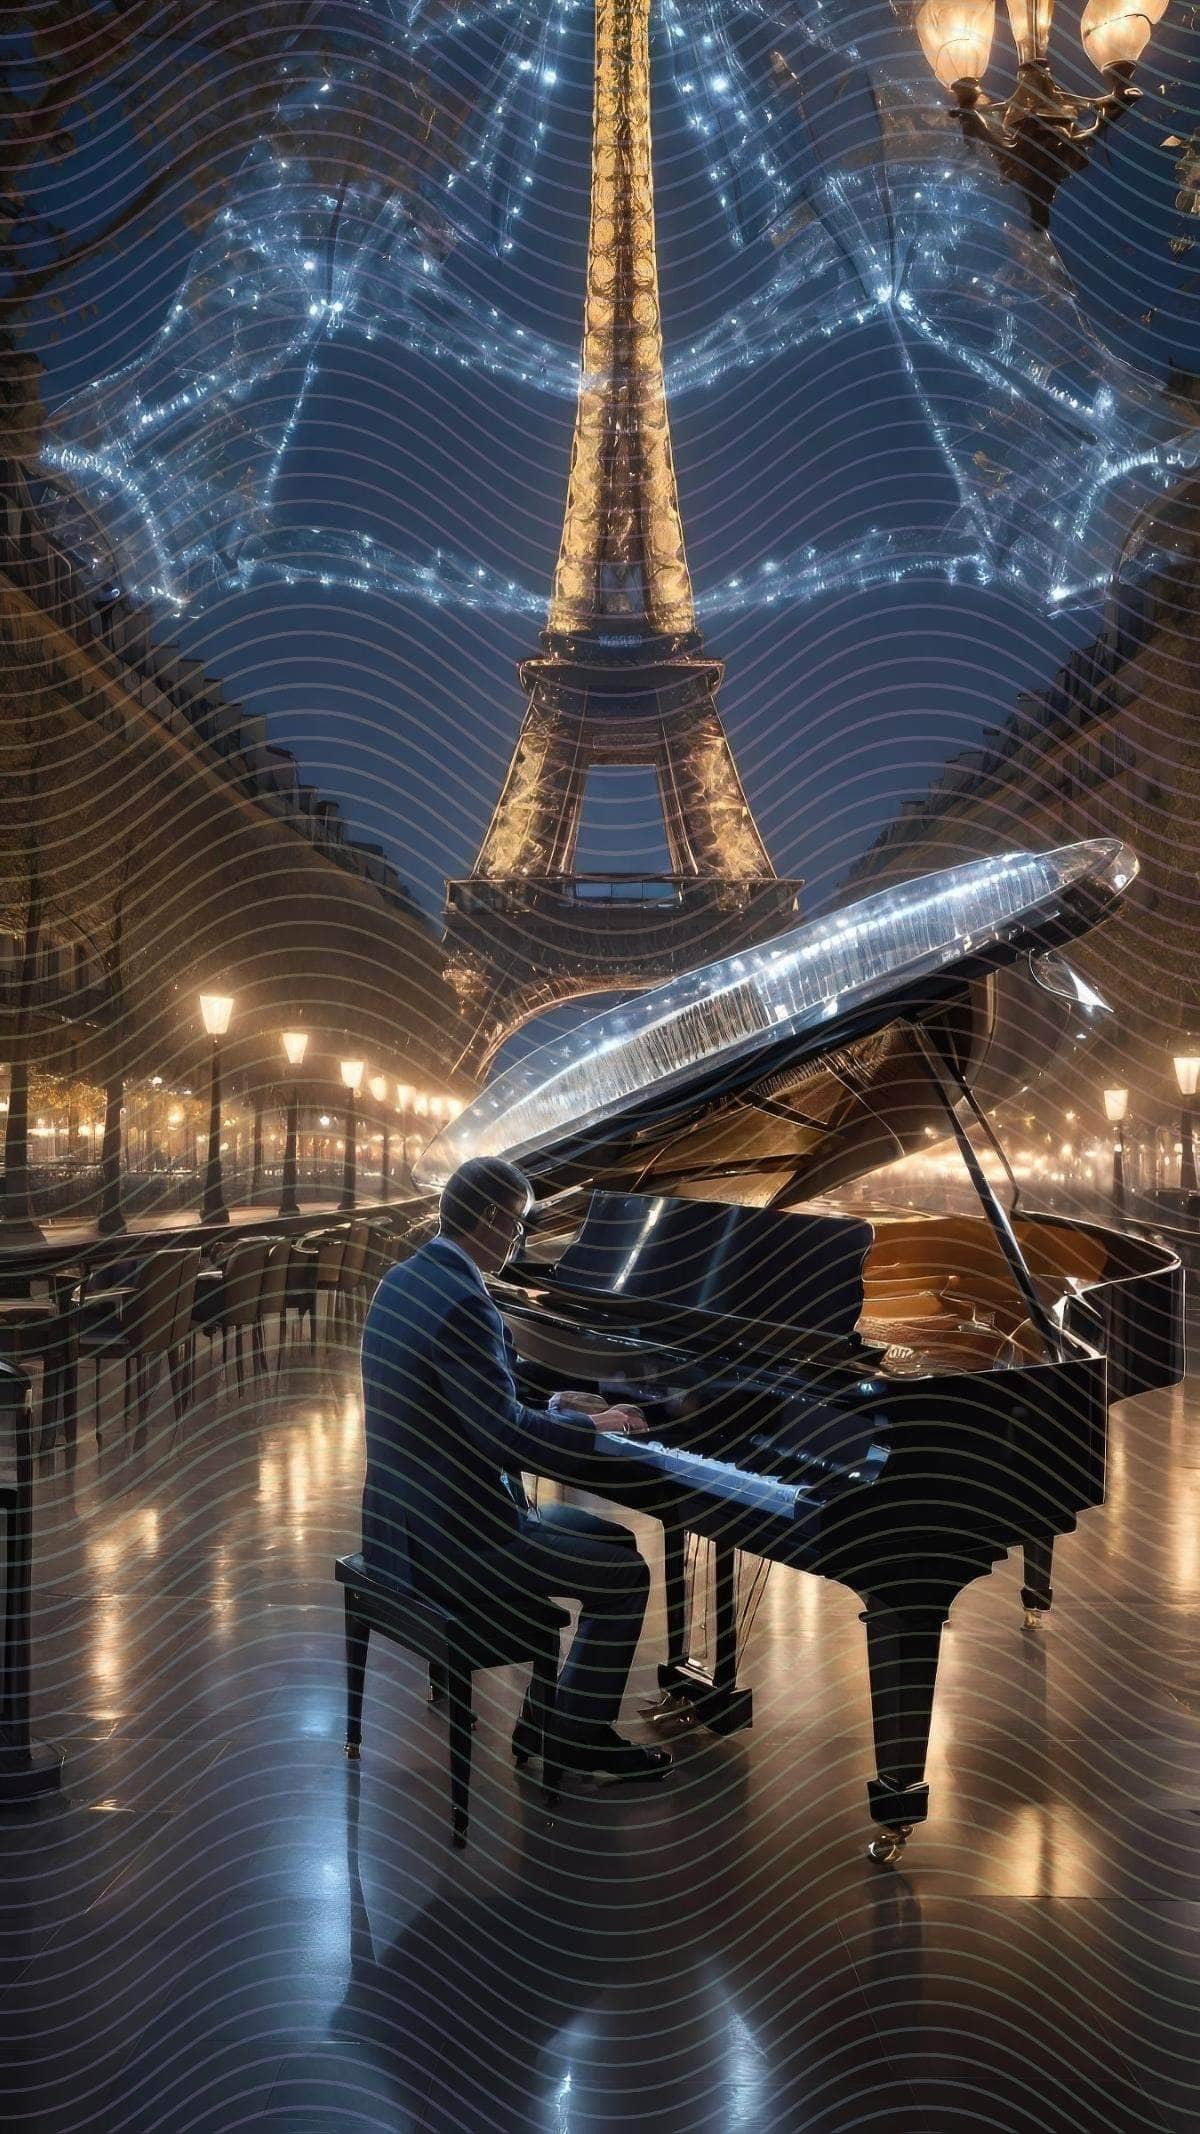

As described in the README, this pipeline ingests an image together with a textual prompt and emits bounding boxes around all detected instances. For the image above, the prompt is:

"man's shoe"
[554,1725,673,1782]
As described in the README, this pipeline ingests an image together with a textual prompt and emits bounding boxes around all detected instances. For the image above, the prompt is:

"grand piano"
[414,841,1183,1861]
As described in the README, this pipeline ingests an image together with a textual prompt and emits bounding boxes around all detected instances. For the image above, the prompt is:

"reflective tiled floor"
[4,1322,1199,2131]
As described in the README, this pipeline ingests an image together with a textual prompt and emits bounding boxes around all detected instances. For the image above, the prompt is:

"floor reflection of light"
[209,1548,234,1638]
[728,2008,767,2128]
[92,1595,123,1691]
[1174,1472,1199,1596]
[87,1504,162,1575]
[992,1799,1095,1897]
[298,1695,334,1738]
[307,1421,331,1492]
[288,1441,311,1512]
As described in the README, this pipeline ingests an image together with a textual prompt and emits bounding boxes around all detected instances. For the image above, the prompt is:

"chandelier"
[912,0,1170,224]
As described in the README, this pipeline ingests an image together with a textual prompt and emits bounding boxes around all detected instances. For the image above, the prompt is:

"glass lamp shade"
[1006,0,1055,63]
[916,0,996,86]
[281,1029,308,1068]
[1173,1047,1200,1098]
[199,992,234,1037]
[1102,1086,1128,1124]
[369,1074,388,1104]
[1080,0,1167,72]
[340,1059,365,1092]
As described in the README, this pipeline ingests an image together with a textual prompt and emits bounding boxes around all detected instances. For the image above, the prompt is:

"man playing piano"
[360,1157,673,1782]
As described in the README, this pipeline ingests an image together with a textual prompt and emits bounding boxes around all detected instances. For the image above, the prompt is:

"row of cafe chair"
[0,1215,405,1447]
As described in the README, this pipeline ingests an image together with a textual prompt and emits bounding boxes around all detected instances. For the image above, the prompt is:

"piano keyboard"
[592,1432,809,1521]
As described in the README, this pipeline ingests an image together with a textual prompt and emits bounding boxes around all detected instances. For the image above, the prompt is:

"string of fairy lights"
[35,0,1199,623]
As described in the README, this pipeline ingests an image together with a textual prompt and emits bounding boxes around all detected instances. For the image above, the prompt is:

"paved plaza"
[1,1315,1196,2132]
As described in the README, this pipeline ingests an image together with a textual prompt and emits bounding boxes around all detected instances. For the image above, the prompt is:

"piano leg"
[1020,1536,1055,1631]
[663,1525,689,1675]
[653,1531,754,1734]
[862,1602,944,1864]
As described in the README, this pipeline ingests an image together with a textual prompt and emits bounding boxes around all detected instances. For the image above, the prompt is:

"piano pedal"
[867,1823,913,1866]
[1022,1608,1043,1631]
[640,1691,697,1726]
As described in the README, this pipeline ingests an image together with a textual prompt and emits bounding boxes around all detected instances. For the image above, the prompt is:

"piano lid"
[416,840,1135,1200]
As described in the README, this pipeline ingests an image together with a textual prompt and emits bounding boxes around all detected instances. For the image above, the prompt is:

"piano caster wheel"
[345,1741,361,1761]
[867,1823,913,1866]
[1023,1608,1043,1631]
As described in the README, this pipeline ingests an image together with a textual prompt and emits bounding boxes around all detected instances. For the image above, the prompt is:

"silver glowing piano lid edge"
[415,839,1136,1194]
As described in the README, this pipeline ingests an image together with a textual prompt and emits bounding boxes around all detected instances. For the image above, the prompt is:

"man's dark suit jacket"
[360,1234,596,1590]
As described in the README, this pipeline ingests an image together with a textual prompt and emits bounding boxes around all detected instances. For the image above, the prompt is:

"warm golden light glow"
[395,1083,413,1110]
[1080,0,1167,70]
[281,1029,309,1068]
[368,1074,388,1104]
[1005,0,1055,63]
[339,1059,365,1092]
[1173,1048,1200,1099]
[199,992,234,1038]
[916,0,996,85]
[548,0,695,636]
[1102,1087,1128,1124]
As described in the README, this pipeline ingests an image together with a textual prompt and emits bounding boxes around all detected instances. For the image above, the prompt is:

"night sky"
[31,4,1200,1063]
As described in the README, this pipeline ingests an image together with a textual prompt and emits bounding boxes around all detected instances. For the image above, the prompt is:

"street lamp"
[368,1073,390,1200]
[911,0,1169,226]
[1102,1086,1127,1210]
[1172,1041,1200,1205]
[97,1078,126,1237]
[279,1029,308,1216]
[199,992,234,1224]
[339,1058,364,1211]
[395,1083,413,1186]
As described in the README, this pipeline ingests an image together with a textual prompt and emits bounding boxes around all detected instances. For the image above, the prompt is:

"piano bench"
[334,1554,570,1848]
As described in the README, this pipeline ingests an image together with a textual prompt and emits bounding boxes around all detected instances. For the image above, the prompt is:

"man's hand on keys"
[592,1405,648,1437]
[550,1389,648,1435]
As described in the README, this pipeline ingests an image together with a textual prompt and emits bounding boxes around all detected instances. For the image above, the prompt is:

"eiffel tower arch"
[442,0,802,1077]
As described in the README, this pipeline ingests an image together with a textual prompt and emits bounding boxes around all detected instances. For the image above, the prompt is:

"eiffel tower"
[443,0,802,1075]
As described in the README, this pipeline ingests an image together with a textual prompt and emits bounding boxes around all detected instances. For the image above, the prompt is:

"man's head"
[438,1157,532,1274]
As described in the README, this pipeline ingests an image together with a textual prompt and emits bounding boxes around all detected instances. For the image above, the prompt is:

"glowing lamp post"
[339,1058,364,1211]
[395,1083,413,1187]
[912,0,1169,226]
[199,992,234,1224]
[413,1093,431,1161]
[279,1029,308,1216]
[1173,1043,1200,1205]
[1102,1086,1127,1210]
[97,1077,126,1238]
[367,1073,390,1200]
